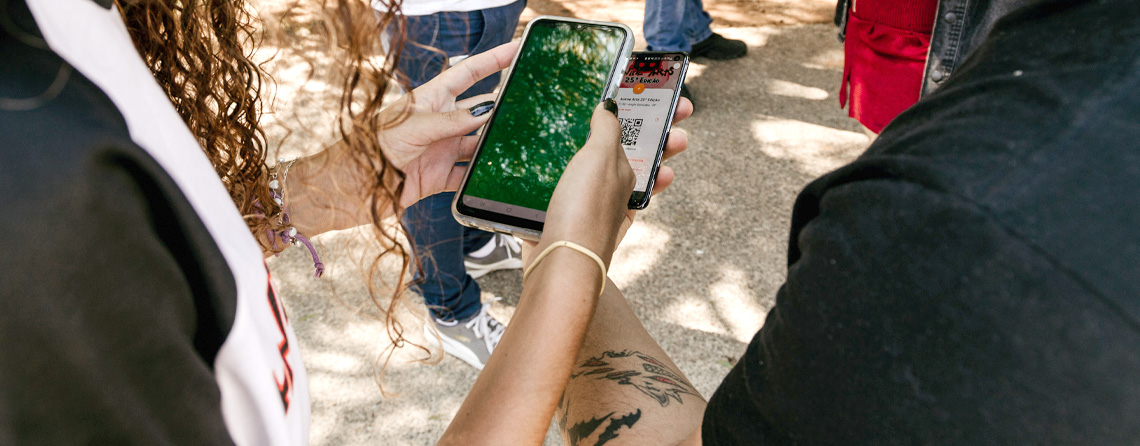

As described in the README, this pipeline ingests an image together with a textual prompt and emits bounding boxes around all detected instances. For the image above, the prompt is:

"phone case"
[451,16,635,241]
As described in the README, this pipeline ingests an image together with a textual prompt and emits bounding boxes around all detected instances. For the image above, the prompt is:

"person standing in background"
[643,0,748,104]
[375,0,528,370]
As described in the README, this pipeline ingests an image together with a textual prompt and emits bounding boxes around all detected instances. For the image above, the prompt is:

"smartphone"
[616,51,689,209]
[452,16,634,241]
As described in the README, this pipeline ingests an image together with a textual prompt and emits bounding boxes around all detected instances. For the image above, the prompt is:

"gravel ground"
[264,2,869,444]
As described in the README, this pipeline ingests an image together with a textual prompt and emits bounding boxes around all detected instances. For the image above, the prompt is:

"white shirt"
[26,1,312,444]
[372,0,518,16]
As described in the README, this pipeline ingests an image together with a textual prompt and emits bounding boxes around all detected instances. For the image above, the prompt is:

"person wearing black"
[546,0,1140,444]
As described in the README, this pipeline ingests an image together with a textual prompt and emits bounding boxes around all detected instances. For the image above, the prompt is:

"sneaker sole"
[464,257,523,279]
[424,324,486,370]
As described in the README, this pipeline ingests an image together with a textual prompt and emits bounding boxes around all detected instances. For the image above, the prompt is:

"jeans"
[643,0,715,53]
[386,0,526,322]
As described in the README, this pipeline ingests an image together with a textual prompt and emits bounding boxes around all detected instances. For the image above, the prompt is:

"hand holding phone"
[539,100,634,263]
[453,16,634,241]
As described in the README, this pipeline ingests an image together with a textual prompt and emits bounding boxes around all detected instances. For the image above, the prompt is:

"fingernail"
[603,98,618,116]
[469,101,495,117]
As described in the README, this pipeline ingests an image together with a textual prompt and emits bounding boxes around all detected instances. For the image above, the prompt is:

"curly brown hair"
[117,0,424,387]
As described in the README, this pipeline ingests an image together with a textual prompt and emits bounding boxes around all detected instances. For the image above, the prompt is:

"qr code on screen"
[620,118,643,146]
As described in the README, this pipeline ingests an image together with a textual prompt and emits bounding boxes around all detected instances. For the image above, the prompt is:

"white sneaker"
[424,302,506,370]
[464,234,522,279]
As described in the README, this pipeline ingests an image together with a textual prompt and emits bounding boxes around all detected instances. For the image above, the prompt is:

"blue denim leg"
[644,0,715,52]
[392,1,525,322]
[402,192,489,322]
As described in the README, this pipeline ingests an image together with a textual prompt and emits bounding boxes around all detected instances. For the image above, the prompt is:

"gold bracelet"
[522,241,607,296]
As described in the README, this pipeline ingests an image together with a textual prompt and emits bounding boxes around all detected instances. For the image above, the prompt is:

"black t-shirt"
[703,0,1140,444]
[1,0,311,443]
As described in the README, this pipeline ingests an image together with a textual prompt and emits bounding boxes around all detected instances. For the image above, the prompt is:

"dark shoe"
[691,33,747,60]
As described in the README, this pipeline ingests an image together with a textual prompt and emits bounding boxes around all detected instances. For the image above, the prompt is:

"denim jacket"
[835,0,1036,96]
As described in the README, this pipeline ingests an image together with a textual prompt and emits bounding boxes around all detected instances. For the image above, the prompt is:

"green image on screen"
[464,21,625,211]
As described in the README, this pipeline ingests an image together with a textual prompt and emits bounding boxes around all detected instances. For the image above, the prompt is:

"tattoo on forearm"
[567,410,642,446]
[558,351,695,445]
[569,350,697,407]
[597,410,641,445]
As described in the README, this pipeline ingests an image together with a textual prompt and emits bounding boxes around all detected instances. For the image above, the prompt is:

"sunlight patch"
[767,79,829,100]
[662,296,729,337]
[610,221,672,288]
[751,116,868,176]
[709,268,767,343]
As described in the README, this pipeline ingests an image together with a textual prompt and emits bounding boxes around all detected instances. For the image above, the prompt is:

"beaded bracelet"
[267,157,324,278]
[522,241,607,297]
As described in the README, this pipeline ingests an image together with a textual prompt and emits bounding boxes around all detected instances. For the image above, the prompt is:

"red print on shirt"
[266,276,294,412]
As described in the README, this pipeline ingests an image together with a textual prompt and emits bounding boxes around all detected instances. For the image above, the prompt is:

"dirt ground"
[263,0,866,444]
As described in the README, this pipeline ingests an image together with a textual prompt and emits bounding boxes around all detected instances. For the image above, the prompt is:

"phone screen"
[615,53,687,196]
[457,19,628,227]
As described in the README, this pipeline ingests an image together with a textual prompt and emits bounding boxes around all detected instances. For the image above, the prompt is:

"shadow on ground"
[268,22,868,446]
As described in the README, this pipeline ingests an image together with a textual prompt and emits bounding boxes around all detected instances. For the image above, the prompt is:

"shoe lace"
[498,235,521,258]
[465,299,506,355]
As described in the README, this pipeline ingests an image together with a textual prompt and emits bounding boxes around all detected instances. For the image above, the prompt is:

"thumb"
[582,99,622,152]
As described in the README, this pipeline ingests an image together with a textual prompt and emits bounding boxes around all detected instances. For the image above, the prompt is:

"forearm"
[556,278,707,445]
[440,249,606,445]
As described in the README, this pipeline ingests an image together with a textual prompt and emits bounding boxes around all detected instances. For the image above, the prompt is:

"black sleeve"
[0,32,237,444]
[702,175,1140,445]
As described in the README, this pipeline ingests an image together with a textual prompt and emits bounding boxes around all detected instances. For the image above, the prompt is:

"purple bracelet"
[266,158,324,278]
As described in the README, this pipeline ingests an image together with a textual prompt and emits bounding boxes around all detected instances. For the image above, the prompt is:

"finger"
[425,134,480,191]
[442,163,468,193]
[455,93,499,111]
[454,134,480,162]
[431,41,520,98]
[661,127,688,163]
[415,133,480,171]
[407,104,494,145]
[582,100,622,153]
[672,97,694,124]
[651,166,675,194]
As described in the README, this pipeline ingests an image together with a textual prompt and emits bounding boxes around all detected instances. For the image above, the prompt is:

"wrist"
[283,144,373,236]
[523,240,608,298]
[536,230,617,270]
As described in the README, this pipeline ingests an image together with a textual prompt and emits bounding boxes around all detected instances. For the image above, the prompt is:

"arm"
[439,102,632,445]
[440,98,697,444]
[556,278,707,446]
